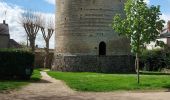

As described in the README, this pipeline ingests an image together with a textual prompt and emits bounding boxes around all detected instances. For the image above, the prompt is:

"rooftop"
[160,21,170,38]
[0,20,9,35]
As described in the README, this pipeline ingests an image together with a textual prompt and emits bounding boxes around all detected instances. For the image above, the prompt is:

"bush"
[0,49,34,80]
[140,49,170,71]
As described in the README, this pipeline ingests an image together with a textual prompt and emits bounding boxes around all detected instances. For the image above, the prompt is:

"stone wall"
[52,55,135,73]
[34,52,54,68]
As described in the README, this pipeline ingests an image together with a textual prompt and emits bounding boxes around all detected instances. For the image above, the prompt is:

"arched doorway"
[99,41,106,56]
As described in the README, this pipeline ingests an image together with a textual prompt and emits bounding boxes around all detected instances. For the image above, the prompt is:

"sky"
[148,0,170,22]
[0,0,170,49]
[0,0,55,48]
[2,0,55,13]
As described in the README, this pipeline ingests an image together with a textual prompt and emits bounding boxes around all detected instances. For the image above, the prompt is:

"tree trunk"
[136,53,140,84]
[30,38,35,53]
[27,35,29,48]
[136,33,140,84]
[44,41,50,69]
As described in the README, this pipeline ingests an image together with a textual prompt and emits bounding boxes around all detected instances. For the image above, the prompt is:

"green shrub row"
[140,49,170,71]
[0,49,34,80]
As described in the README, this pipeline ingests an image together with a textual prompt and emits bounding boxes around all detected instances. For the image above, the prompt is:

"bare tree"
[40,16,54,68]
[21,10,41,53]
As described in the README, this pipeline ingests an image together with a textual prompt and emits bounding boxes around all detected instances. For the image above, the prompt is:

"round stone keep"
[53,0,134,73]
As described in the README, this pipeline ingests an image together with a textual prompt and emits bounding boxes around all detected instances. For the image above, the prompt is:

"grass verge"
[48,71,170,92]
[0,69,41,92]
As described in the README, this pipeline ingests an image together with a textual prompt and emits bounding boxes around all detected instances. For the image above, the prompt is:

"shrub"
[140,49,170,71]
[0,49,34,80]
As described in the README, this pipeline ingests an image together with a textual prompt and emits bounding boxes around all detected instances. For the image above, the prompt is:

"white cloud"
[44,0,55,5]
[161,13,170,23]
[0,1,55,49]
[144,0,150,4]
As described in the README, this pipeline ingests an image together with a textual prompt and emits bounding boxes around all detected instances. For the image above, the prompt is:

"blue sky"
[150,0,170,15]
[2,0,55,13]
[2,0,169,15]
[1,0,170,15]
[0,0,55,48]
[0,0,169,49]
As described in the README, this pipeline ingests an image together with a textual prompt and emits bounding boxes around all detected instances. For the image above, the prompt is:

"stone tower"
[53,0,134,73]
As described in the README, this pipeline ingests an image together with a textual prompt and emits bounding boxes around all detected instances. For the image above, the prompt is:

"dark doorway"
[99,41,106,56]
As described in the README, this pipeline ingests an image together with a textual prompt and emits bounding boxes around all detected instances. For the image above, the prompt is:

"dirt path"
[0,71,170,100]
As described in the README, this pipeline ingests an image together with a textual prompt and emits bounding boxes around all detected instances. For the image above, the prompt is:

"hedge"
[0,49,34,80]
[140,49,170,71]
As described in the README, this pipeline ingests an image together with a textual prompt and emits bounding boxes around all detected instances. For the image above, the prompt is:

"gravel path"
[0,71,170,100]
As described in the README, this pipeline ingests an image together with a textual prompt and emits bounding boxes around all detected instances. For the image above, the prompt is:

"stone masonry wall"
[55,0,130,56]
[34,52,54,68]
[52,55,135,73]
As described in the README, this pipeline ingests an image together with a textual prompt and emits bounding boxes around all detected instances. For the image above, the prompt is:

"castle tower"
[53,0,134,73]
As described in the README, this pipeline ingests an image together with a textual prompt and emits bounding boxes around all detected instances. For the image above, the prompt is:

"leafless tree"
[40,16,54,68]
[21,10,41,53]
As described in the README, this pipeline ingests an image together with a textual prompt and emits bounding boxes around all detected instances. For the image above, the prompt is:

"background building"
[0,20,10,48]
[0,20,21,49]
[147,21,170,49]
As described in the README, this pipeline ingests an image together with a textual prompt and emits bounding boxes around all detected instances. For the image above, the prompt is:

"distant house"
[159,21,170,47]
[9,39,22,48]
[147,21,170,49]
[0,20,10,48]
[0,20,22,49]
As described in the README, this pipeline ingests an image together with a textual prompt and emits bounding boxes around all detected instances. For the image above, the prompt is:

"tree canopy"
[112,0,165,83]
[112,0,164,53]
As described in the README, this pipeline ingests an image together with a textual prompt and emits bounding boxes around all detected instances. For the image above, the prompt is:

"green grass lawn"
[0,69,41,91]
[30,69,42,81]
[48,71,170,92]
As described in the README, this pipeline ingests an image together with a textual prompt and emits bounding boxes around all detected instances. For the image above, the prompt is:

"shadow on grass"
[30,77,41,82]
[104,71,170,75]
[30,79,51,83]
[53,70,170,76]
[0,78,51,84]
[0,79,25,82]
[163,85,170,92]
[140,72,170,76]
[0,78,38,83]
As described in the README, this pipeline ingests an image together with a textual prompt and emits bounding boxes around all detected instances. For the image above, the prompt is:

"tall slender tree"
[112,0,164,83]
[21,10,41,53]
[40,16,54,68]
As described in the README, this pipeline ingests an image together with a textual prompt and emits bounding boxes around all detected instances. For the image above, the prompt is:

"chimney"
[168,21,170,32]
[3,20,6,24]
